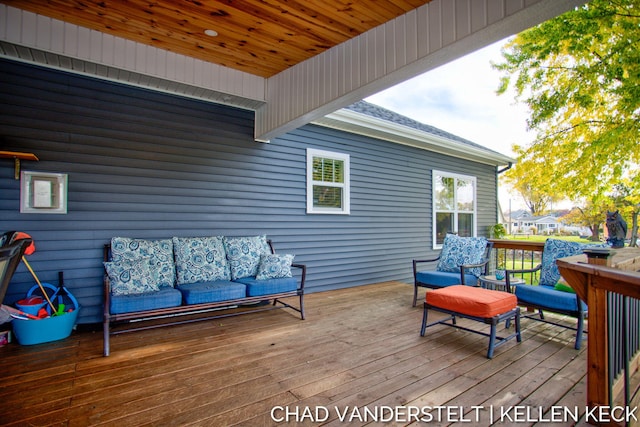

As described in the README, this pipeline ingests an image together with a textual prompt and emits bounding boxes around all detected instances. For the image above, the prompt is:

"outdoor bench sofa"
[102,235,305,356]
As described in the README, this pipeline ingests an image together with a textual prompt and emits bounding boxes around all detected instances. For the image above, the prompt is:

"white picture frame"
[20,171,68,214]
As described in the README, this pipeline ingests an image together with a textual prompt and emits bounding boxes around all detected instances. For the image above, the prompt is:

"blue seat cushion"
[515,284,587,313]
[234,276,298,297]
[177,280,246,304]
[416,270,478,288]
[110,287,182,314]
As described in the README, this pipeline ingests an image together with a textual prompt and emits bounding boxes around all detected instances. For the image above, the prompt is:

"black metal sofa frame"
[102,240,306,356]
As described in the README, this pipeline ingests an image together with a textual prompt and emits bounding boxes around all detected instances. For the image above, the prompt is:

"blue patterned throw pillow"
[436,234,488,276]
[256,254,294,280]
[539,239,606,286]
[223,235,271,280]
[173,236,230,285]
[104,258,161,296]
[111,237,176,287]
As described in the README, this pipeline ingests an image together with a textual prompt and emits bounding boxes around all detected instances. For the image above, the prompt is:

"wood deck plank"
[423,323,570,427]
[0,281,591,426]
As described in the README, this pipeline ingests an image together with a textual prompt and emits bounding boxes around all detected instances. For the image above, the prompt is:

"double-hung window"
[433,171,477,247]
[307,148,350,214]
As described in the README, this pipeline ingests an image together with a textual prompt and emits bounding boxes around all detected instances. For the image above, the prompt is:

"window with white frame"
[433,171,477,247]
[306,148,350,214]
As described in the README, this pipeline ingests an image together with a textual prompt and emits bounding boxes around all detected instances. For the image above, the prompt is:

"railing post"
[587,273,609,409]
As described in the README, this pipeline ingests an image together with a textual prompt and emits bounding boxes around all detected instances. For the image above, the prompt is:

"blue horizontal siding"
[0,59,499,324]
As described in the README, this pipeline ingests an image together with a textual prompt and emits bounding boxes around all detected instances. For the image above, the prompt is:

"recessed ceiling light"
[204,29,218,37]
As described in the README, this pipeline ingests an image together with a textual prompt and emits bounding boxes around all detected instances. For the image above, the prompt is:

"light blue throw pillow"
[436,234,488,276]
[256,254,294,280]
[223,235,271,280]
[111,237,176,287]
[172,236,230,285]
[104,258,161,296]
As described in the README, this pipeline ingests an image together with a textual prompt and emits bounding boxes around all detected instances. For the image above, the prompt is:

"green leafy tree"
[495,0,640,209]
[561,197,609,242]
[502,149,561,215]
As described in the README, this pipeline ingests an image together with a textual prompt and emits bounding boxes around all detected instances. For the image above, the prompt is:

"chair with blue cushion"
[412,234,493,307]
[504,238,605,349]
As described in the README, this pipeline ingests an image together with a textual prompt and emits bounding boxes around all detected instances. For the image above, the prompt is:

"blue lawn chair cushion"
[415,270,479,288]
[234,276,298,297]
[177,280,246,304]
[110,286,182,314]
[515,284,586,313]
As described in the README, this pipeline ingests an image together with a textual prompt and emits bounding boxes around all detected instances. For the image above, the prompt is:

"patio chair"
[504,238,605,350]
[412,234,493,307]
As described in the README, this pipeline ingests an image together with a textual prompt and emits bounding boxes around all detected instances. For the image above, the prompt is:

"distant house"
[507,211,563,235]
[531,216,562,235]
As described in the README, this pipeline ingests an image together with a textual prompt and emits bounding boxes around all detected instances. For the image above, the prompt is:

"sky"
[365,38,533,157]
[364,38,536,211]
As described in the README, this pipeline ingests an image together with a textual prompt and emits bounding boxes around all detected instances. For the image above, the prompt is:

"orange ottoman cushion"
[426,285,517,318]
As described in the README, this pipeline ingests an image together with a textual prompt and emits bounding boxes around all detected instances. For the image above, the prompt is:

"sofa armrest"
[291,263,306,291]
[412,256,441,275]
[268,239,305,291]
[460,260,490,270]
[103,243,112,316]
[504,264,542,292]
[413,257,441,265]
[103,274,112,311]
[505,264,541,276]
[460,256,492,276]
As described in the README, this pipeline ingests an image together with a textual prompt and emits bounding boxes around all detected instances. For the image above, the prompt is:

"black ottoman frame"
[420,302,522,359]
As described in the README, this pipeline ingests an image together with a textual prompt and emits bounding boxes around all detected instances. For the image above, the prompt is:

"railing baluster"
[492,240,640,414]
[489,239,544,284]
[556,249,640,415]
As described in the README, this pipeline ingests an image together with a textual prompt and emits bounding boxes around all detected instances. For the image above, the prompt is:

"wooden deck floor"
[0,281,593,426]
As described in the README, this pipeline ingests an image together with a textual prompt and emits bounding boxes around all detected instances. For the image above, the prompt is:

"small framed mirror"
[20,171,68,214]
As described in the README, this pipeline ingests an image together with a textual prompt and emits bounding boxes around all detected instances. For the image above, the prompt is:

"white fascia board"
[314,108,515,167]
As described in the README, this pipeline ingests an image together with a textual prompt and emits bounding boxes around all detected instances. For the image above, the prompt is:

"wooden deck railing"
[557,249,640,424]
[488,239,545,281]
[491,240,640,424]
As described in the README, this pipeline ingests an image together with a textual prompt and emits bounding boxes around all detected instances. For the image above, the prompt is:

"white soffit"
[315,108,515,166]
[256,0,587,142]
[0,5,266,112]
[0,1,587,142]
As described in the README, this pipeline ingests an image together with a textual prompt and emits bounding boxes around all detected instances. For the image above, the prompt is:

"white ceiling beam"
[255,0,587,142]
[0,1,587,144]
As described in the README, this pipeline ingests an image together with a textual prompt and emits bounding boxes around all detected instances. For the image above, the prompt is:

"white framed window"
[306,148,350,214]
[433,170,477,248]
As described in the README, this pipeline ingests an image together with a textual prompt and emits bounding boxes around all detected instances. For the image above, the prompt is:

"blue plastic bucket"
[12,308,80,345]
[15,297,47,316]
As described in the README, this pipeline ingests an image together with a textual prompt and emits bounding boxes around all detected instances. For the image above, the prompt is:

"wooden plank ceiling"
[5,0,432,78]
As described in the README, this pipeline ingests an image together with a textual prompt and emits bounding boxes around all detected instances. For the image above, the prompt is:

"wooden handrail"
[557,248,640,417]
[488,240,545,282]
[489,239,545,252]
